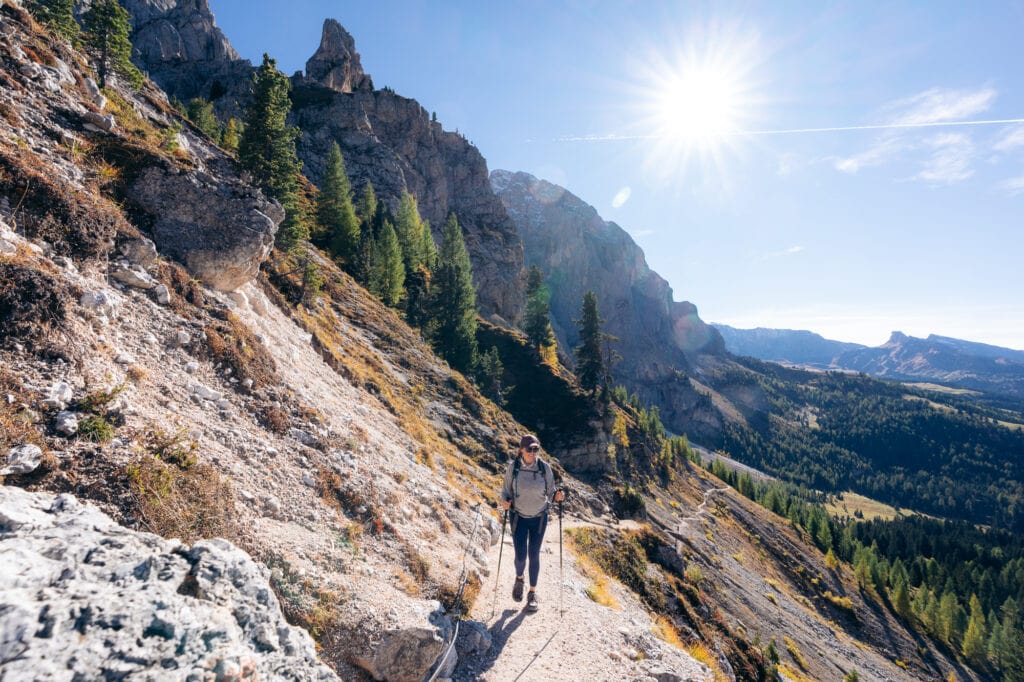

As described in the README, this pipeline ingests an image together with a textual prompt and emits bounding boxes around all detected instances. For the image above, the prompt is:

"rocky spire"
[304,19,373,93]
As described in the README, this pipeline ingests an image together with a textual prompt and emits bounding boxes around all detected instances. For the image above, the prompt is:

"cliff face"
[125,5,525,322]
[491,170,724,435]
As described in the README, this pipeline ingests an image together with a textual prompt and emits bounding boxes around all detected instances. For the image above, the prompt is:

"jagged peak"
[304,18,373,93]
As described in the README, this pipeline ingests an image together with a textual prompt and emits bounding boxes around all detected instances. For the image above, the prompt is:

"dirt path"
[455,514,710,681]
[675,487,731,531]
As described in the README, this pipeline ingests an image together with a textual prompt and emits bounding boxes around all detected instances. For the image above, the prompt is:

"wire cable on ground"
[426,502,483,682]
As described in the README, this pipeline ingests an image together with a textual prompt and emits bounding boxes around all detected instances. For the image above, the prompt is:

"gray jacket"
[501,457,555,518]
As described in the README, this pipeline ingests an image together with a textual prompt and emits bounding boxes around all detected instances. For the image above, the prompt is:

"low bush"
[77,415,114,442]
[0,261,69,346]
[125,454,234,541]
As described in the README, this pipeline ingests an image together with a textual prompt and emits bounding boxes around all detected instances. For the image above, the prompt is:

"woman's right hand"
[502,499,511,510]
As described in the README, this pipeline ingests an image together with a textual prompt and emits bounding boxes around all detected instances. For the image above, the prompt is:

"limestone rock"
[110,260,157,289]
[1,444,42,476]
[54,411,78,436]
[126,162,283,291]
[305,19,373,93]
[119,236,158,268]
[0,487,339,681]
[83,111,116,133]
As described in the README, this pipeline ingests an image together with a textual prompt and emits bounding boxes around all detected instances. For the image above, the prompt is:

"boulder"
[54,411,78,437]
[1,444,42,476]
[0,487,339,681]
[83,111,116,133]
[110,261,157,289]
[119,236,158,268]
[127,164,283,291]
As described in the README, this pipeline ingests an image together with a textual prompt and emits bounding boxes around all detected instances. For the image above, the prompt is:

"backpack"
[512,456,550,504]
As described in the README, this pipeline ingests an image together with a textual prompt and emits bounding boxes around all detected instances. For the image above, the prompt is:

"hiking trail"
[454,515,712,681]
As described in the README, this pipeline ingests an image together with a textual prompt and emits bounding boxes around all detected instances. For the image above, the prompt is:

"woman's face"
[520,445,539,464]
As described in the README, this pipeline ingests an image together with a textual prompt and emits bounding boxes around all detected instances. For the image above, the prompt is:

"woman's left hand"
[554,490,565,503]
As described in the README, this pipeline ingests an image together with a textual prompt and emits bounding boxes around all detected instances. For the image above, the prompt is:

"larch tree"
[430,214,478,373]
[186,98,221,140]
[238,54,306,250]
[81,0,142,89]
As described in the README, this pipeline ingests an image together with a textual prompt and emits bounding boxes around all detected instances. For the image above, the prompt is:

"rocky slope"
[491,169,725,437]
[0,6,702,679]
[124,1,525,323]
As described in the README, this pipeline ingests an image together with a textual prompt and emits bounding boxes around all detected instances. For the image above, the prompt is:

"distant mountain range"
[714,325,1024,402]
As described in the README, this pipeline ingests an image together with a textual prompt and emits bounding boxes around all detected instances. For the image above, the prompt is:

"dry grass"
[824,490,905,522]
[651,614,684,649]
[685,641,729,682]
[784,636,809,672]
[202,311,277,390]
[125,454,235,542]
[0,261,71,346]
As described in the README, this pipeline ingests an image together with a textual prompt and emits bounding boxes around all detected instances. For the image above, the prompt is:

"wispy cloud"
[612,186,632,208]
[882,87,997,125]
[916,133,975,185]
[630,228,656,238]
[994,125,1024,152]
[833,87,996,184]
[764,245,804,259]
[834,135,903,174]
[998,175,1024,196]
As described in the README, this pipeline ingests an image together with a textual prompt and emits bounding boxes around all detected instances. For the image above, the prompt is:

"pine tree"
[574,291,604,393]
[430,214,478,373]
[394,191,435,325]
[476,346,504,402]
[394,191,425,272]
[220,118,241,151]
[238,54,305,249]
[357,182,378,234]
[81,0,142,89]
[27,0,79,40]
[353,223,374,287]
[938,590,962,645]
[186,98,221,139]
[370,220,405,307]
[962,594,988,663]
[524,265,556,352]
[318,142,360,264]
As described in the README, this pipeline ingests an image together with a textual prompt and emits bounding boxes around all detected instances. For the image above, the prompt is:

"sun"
[655,67,742,144]
[626,21,762,182]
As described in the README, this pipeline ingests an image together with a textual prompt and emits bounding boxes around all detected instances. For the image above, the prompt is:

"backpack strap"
[512,457,550,504]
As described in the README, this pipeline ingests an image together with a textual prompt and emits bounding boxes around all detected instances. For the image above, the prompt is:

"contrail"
[554,117,1024,142]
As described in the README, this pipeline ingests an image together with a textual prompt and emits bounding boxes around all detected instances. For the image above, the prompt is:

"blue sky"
[211,1,1024,350]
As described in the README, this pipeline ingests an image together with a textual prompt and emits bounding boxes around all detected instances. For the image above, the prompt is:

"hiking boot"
[526,590,539,612]
[512,576,524,602]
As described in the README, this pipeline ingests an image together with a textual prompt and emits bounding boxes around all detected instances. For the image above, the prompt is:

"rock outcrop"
[491,170,725,435]
[127,161,284,291]
[125,5,526,322]
[305,19,373,94]
[0,486,339,681]
[124,0,253,107]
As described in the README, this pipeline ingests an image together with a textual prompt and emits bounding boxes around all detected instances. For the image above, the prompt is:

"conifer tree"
[476,346,504,403]
[892,574,913,620]
[238,54,306,249]
[220,118,241,151]
[27,0,79,40]
[353,223,374,287]
[357,182,378,234]
[186,98,221,139]
[962,594,988,663]
[318,142,360,263]
[394,191,436,325]
[82,0,142,89]
[430,214,478,373]
[524,265,556,352]
[370,220,405,307]
[574,291,604,393]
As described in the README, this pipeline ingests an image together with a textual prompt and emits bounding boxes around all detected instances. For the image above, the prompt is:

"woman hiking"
[501,434,565,612]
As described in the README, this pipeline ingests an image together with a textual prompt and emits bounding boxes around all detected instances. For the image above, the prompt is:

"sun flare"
[655,68,742,143]
[628,21,762,182]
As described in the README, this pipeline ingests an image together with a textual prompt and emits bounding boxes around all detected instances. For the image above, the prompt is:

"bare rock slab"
[0,487,338,681]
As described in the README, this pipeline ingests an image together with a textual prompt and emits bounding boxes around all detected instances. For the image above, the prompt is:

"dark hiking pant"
[512,510,548,587]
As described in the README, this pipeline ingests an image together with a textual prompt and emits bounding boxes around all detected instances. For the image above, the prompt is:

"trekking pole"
[491,507,509,618]
[558,491,564,618]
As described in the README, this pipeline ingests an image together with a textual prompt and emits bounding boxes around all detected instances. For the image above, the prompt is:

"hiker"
[501,434,564,612]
